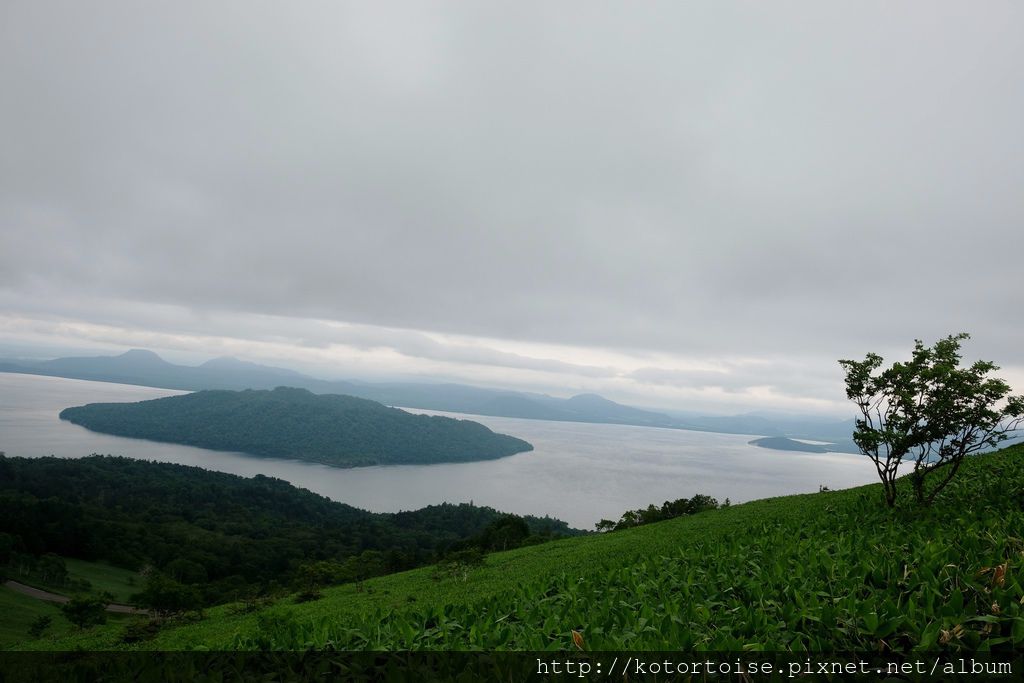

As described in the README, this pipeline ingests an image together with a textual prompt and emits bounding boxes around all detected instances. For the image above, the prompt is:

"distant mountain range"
[0,349,861,451]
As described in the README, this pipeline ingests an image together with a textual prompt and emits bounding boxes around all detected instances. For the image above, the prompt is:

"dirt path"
[3,579,148,614]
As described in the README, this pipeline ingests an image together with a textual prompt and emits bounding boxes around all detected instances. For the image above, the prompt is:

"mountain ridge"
[1,349,860,448]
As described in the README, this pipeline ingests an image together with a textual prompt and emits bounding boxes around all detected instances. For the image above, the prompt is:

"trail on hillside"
[3,580,147,614]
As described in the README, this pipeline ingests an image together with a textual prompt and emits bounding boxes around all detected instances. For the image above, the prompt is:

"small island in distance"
[59,386,534,468]
[748,436,832,453]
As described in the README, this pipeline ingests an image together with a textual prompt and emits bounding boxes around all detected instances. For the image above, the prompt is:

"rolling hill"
[16,443,1024,655]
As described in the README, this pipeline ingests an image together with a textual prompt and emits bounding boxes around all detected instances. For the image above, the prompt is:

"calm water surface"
[0,372,878,528]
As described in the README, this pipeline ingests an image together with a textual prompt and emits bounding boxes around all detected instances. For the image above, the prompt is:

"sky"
[1,2,1022,416]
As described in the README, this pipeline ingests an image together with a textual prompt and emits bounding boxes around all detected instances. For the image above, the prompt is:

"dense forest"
[59,386,533,467]
[0,455,577,606]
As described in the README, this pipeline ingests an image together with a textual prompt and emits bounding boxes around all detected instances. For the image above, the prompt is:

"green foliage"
[26,615,52,638]
[597,493,720,531]
[214,444,1024,652]
[120,618,165,644]
[0,455,579,607]
[33,553,69,586]
[58,386,533,467]
[840,333,1024,506]
[439,548,485,569]
[5,552,93,596]
[434,549,486,582]
[22,447,1024,653]
[0,532,15,564]
[61,558,140,603]
[293,561,343,601]
[467,515,530,552]
[133,574,201,616]
[31,442,1014,653]
[164,558,208,585]
[0,585,74,648]
[60,594,109,629]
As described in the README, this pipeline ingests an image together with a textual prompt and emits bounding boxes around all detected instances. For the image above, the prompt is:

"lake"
[0,372,879,528]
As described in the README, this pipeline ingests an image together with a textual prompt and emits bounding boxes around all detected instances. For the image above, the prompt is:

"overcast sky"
[2,1,1022,416]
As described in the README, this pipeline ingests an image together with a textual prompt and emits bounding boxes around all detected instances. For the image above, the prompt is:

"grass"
[12,443,1024,652]
[7,557,141,604]
[62,558,142,603]
[0,557,140,649]
[0,586,73,648]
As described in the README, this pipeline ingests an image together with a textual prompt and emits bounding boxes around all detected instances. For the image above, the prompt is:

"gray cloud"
[628,360,845,399]
[0,291,619,380]
[1,1,1022,411]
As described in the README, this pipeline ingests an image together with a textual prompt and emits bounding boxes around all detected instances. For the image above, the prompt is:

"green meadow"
[1,557,140,648]
[7,557,142,605]
[0,586,72,649]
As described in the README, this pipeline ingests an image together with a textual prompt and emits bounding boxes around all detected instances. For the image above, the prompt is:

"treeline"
[595,494,724,532]
[0,455,578,608]
[2,551,91,594]
[292,514,558,601]
[58,386,533,468]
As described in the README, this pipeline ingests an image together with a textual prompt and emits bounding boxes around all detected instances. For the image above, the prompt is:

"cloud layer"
[2,2,1022,413]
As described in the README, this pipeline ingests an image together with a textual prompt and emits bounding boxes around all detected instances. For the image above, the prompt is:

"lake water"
[0,372,879,528]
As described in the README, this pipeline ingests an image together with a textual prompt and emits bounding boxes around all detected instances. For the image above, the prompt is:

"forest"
[0,455,577,607]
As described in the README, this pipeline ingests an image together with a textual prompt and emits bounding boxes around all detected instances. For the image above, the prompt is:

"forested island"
[58,387,533,467]
[748,436,831,453]
[0,455,578,607]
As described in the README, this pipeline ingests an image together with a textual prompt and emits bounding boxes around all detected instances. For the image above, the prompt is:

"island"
[59,386,533,467]
[748,436,830,453]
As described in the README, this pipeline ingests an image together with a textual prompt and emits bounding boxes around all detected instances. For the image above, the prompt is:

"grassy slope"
[17,444,1024,652]
[2,558,140,648]
[9,558,141,605]
[0,587,73,648]
[62,559,142,603]
[0,589,139,650]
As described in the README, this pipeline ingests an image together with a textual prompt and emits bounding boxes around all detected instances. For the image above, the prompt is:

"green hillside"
[16,443,1023,652]
[0,455,576,618]
[59,386,533,467]
[0,586,74,649]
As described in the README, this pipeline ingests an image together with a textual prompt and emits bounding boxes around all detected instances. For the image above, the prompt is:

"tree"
[294,560,342,601]
[61,594,109,629]
[27,615,52,638]
[36,553,69,587]
[165,558,208,584]
[133,573,201,616]
[840,333,1024,507]
[476,515,530,551]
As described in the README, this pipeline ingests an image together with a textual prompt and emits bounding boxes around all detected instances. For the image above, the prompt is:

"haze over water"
[0,372,880,528]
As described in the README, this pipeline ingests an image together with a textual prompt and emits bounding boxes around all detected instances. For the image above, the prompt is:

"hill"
[17,443,1024,653]
[0,455,578,612]
[59,387,533,467]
